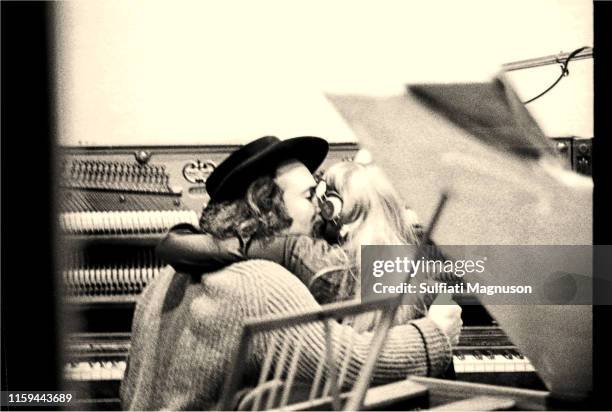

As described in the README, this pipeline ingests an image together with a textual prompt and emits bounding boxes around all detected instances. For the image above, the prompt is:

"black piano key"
[483,350,495,360]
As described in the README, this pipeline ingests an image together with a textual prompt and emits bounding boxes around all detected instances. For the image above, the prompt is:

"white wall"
[54,0,593,146]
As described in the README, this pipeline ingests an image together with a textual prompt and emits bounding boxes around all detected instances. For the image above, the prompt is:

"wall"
[54,0,593,146]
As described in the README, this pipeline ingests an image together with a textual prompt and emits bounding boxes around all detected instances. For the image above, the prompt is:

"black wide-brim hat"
[206,136,329,203]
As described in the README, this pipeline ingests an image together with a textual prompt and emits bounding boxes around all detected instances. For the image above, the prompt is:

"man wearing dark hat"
[120,136,454,410]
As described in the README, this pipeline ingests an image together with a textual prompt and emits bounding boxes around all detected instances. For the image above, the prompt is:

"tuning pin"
[101,163,110,186]
[73,161,80,180]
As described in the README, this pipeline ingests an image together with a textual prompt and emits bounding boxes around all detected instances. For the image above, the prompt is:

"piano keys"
[65,360,126,381]
[63,325,544,409]
[64,329,537,381]
[452,322,545,391]
[454,349,535,373]
[455,326,535,374]
[64,333,130,410]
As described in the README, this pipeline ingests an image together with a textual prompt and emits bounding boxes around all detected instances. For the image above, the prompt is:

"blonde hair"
[323,161,419,270]
[322,161,422,329]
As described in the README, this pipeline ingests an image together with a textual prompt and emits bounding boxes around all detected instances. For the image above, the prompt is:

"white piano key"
[110,367,124,380]
[129,266,136,292]
[94,266,101,291]
[77,267,85,294]
[59,214,67,231]
[65,213,75,233]
[161,211,170,231]
[84,268,92,292]
[73,213,82,234]
[131,211,138,232]
[146,265,154,284]
[100,365,113,380]
[525,358,535,372]
[62,213,71,232]
[73,362,91,380]
[84,212,93,233]
[71,213,80,233]
[118,265,126,292]
[110,211,119,234]
[111,266,118,294]
[452,356,466,373]
[91,212,100,232]
[102,266,110,292]
[143,211,151,231]
[141,211,150,233]
[101,212,109,234]
[462,355,477,372]
[126,211,135,233]
[493,355,507,372]
[504,359,517,372]
[118,212,126,234]
[91,362,102,380]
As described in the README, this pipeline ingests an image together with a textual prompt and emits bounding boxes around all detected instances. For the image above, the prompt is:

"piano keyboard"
[63,353,536,383]
[65,333,130,381]
[451,325,544,390]
[63,331,536,382]
[65,361,127,381]
[60,210,198,235]
[64,354,535,381]
[453,349,535,373]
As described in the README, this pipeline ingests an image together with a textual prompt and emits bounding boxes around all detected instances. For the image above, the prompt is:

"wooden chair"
[218,296,411,411]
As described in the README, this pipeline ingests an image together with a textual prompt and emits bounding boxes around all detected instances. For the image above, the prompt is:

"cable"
[523,46,589,105]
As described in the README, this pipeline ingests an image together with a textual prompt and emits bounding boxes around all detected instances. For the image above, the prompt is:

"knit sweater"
[120,260,452,410]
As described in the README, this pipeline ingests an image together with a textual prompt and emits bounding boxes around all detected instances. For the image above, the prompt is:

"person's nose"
[312,198,320,215]
[311,196,321,217]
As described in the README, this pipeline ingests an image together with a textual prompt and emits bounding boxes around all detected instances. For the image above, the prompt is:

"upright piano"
[59,139,589,410]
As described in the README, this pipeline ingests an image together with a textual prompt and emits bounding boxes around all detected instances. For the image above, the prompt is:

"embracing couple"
[120,136,462,410]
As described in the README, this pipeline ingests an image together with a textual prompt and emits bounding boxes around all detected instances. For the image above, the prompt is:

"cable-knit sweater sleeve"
[246,261,452,383]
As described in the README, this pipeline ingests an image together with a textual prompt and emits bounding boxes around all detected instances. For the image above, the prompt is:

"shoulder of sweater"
[198,259,319,319]
[218,259,293,276]
[206,260,308,290]
[226,260,320,308]
[232,260,311,288]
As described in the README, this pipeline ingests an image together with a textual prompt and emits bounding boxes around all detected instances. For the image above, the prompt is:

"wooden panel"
[409,376,549,411]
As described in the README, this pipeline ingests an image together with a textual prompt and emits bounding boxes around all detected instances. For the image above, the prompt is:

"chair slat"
[252,335,277,411]
[280,338,304,407]
[265,337,291,410]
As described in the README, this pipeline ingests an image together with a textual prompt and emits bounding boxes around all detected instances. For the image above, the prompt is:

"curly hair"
[199,176,293,243]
